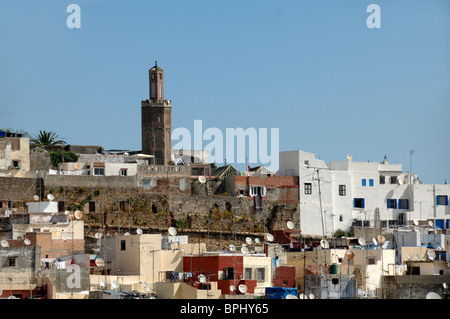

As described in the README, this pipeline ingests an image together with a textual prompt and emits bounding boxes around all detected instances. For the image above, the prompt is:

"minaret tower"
[141,61,172,165]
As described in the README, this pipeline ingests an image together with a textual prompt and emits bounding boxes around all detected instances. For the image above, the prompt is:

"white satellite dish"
[1,240,9,248]
[426,292,441,299]
[413,253,420,260]
[111,281,119,290]
[95,257,105,268]
[168,227,177,236]
[198,274,206,283]
[74,210,83,220]
[255,238,260,244]
[287,221,294,230]
[230,285,236,292]
[428,220,434,227]
[285,294,298,299]
[358,238,366,246]
[4,210,11,217]
[443,283,447,290]
[347,154,352,161]
[47,194,55,201]
[136,228,143,235]
[372,238,378,246]
[264,233,274,242]
[124,232,131,236]
[33,195,39,201]
[309,293,315,299]
[320,239,329,249]
[198,176,206,184]
[427,250,436,261]
[241,246,249,255]
[299,293,305,299]
[245,237,252,245]
[413,219,419,226]
[146,285,153,293]
[238,284,248,294]
[24,239,31,246]
[406,253,412,261]
[100,280,106,289]
[229,244,236,252]
[94,232,102,239]
[377,235,386,245]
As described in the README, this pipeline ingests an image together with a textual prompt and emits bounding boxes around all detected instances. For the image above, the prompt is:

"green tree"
[31,130,66,149]
[49,150,79,168]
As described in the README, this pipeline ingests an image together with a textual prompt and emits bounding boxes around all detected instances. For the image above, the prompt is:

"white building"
[279,150,450,237]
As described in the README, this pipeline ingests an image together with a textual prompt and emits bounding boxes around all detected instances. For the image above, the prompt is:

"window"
[398,199,409,209]
[353,198,365,208]
[369,179,374,187]
[119,168,127,176]
[159,83,162,97]
[368,257,376,265]
[245,268,252,280]
[387,199,397,209]
[304,183,312,195]
[390,176,398,184]
[121,240,126,251]
[332,278,339,285]
[12,160,20,169]
[151,73,155,80]
[151,82,156,98]
[257,268,265,281]
[89,201,95,212]
[8,257,17,267]
[58,201,65,212]
[380,175,385,184]
[437,195,448,206]
[362,179,366,187]
[363,221,370,227]
[94,168,105,176]
[159,73,162,80]
[339,185,346,196]
[223,267,234,280]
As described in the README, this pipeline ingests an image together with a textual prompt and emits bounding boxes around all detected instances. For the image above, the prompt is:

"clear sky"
[1,0,449,184]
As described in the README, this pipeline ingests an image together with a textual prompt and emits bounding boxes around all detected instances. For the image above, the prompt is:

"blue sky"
[1,0,449,184]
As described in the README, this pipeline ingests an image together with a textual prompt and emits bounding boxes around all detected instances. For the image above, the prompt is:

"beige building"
[0,137,30,177]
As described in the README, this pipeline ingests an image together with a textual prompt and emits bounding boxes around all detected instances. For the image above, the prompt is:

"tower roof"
[150,60,163,71]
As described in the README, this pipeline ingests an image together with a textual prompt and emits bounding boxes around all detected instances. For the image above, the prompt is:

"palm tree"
[31,130,66,149]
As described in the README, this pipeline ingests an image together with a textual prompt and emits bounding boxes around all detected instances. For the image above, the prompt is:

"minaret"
[141,61,172,165]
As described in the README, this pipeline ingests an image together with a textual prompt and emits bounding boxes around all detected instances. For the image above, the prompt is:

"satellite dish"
[136,228,143,235]
[74,210,83,220]
[287,221,294,230]
[33,195,40,201]
[100,280,106,289]
[443,283,447,289]
[94,232,102,239]
[146,285,153,293]
[24,239,31,246]
[406,253,412,261]
[245,237,252,245]
[1,240,9,248]
[238,284,248,294]
[413,253,420,260]
[428,221,434,227]
[346,250,355,260]
[0,288,2,295]
[427,250,436,261]
[372,238,378,246]
[198,274,206,283]
[124,232,131,236]
[426,292,441,299]
[264,233,274,242]
[347,154,352,161]
[198,176,206,184]
[168,227,177,236]
[309,293,315,299]
[377,235,386,245]
[299,293,305,299]
[254,238,260,244]
[229,244,236,252]
[413,219,419,226]
[67,211,74,220]
[95,257,105,268]
[285,294,298,299]
[47,194,55,201]
[230,285,235,292]
[4,210,11,217]
[241,246,249,255]
[358,238,366,246]
[320,239,329,249]
[111,281,119,290]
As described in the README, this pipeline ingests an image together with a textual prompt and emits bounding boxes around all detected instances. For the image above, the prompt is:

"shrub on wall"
[49,150,79,168]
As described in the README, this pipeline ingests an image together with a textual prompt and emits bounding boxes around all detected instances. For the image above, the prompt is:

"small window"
[387,199,397,209]
[94,168,105,176]
[380,175,385,185]
[339,185,346,196]
[398,199,409,209]
[244,268,252,280]
[369,179,374,187]
[362,179,366,187]
[437,195,448,206]
[121,240,126,251]
[304,183,312,195]
[12,160,20,169]
[257,268,265,281]
[89,201,95,212]
[354,198,365,208]
[390,176,398,184]
[332,278,339,285]
[368,257,376,265]
[8,257,17,267]
[119,169,128,176]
